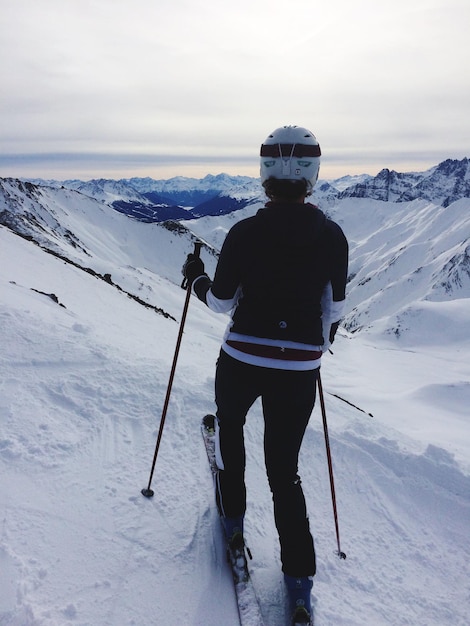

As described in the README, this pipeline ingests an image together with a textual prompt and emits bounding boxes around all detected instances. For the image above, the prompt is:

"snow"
[1,187,470,626]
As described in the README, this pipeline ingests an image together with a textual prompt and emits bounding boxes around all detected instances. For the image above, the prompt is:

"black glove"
[329,321,340,344]
[182,253,205,284]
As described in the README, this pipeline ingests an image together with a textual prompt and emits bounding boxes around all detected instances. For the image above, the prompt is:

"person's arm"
[321,223,349,348]
[182,227,242,313]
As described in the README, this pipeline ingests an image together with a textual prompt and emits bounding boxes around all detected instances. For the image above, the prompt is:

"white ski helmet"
[260,125,321,189]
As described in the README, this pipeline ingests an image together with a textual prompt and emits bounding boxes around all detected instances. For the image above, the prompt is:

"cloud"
[1,0,469,180]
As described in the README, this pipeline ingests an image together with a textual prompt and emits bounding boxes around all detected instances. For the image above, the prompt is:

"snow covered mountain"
[126,173,262,206]
[31,173,263,223]
[1,168,469,625]
[0,177,218,291]
[28,158,470,222]
[3,167,470,347]
[338,158,470,206]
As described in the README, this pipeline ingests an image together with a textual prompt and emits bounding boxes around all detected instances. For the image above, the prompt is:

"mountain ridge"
[339,158,470,206]
[22,157,470,222]
[2,162,470,345]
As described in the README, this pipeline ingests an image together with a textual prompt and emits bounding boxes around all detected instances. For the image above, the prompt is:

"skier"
[183,125,348,626]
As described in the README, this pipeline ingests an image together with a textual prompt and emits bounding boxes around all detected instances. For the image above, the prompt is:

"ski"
[201,414,266,626]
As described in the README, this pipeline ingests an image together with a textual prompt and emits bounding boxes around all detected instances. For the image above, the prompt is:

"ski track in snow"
[1,201,470,625]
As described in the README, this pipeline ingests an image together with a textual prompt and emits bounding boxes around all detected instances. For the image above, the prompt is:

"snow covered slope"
[0,177,219,298]
[331,197,470,336]
[1,176,469,626]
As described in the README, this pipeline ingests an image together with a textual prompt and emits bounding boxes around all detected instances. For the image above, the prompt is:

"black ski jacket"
[194,201,348,367]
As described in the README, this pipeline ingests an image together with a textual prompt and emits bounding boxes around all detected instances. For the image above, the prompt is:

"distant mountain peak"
[339,157,470,206]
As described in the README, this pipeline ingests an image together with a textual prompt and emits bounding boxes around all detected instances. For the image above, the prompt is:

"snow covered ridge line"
[0,175,218,313]
[10,228,178,322]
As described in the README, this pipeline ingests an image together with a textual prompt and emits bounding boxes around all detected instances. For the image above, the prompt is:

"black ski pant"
[214,349,317,577]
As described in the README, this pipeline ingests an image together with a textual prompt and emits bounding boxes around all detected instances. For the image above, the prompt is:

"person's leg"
[214,350,260,530]
[261,367,318,577]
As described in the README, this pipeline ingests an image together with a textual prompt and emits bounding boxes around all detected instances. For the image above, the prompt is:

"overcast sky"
[1,0,469,181]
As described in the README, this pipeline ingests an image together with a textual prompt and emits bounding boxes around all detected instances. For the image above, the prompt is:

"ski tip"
[202,414,216,429]
[141,487,155,498]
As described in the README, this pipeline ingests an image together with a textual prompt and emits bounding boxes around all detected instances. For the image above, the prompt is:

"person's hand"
[329,321,340,344]
[182,253,205,284]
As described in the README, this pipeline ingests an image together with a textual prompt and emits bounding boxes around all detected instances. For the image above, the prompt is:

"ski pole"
[327,391,373,418]
[317,371,347,559]
[141,241,202,498]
